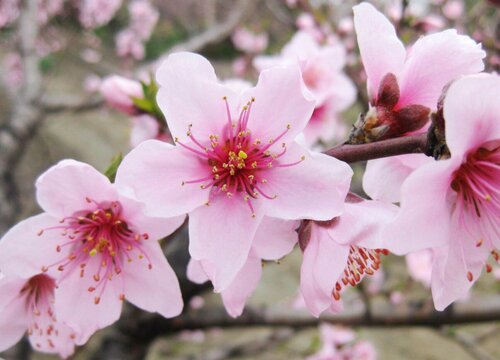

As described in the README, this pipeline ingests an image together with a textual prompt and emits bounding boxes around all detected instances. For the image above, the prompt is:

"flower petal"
[36,160,117,218]
[115,140,209,217]
[443,74,500,157]
[300,224,350,317]
[122,242,183,318]
[54,258,124,345]
[186,259,209,284]
[382,158,460,255]
[156,52,238,142]
[0,278,29,352]
[188,195,263,292]
[252,217,299,260]
[353,2,406,100]
[398,30,485,109]
[0,214,65,278]
[363,154,434,203]
[241,64,315,145]
[265,141,352,221]
[220,256,262,318]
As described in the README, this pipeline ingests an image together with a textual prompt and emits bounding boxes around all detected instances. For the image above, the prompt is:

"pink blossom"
[382,74,500,310]
[416,14,446,33]
[300,195,397,316]
[0,0,19,28]
[128,0,159,40]
[0,160,185,342]
[3,52,23,90]
[354,2,484,202]
[0,272,77,357]
[389,291,404,305]
[78,0,122,29]
[405,249,433,288]
[231,27,268,54]
[254,31,356,145]
[188,217,298,317]
[116,52,352,292]
[443,0,464,20]
[100,75,143,115]
[296,13,324,42]
[115,29,145,60]
[348,340,377,360]
[83,73,102,93]
[337,17,354,35]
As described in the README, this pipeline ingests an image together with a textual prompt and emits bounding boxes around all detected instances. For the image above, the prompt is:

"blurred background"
[0,0,499,359]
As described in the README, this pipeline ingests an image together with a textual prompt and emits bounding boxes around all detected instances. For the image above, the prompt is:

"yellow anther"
[238,150,248,159]
[485,194,491,201]
[286,124,291,130]
[89,249,97,257]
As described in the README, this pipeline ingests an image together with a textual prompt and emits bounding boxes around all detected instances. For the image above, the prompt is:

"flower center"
[332,246,388,301]
[39,199,151,304]
[450,143,500,281]
[176,97,304,216]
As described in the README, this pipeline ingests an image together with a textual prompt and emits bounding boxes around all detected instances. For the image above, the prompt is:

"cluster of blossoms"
[1,2,499,357]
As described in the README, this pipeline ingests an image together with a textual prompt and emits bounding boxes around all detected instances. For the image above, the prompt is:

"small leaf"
[104,153,123,183]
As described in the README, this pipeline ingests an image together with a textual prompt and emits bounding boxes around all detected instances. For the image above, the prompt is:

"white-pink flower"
[231,27,268,54]
[0,0,19,28]
[0,160,185,342]
[130,114,171,147]
[100,75,143,115]
[354,2,485,202]
[382,74,500,310]
[78,0,122,29]
[300,195,397,316]
[254,31,356,145]
[187,217,298,317]
[405,249,433,288]
[116,52,352,292]
[0,272,77,357]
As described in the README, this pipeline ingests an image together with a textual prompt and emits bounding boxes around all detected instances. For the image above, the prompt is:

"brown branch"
[324,133,429,163]
[440,328,497,360]
[163,295,500,331]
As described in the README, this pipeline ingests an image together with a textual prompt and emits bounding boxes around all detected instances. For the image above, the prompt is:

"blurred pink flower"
[0,160,185,342]
[0,273,77,357]
[443,0,464,20]
[130,114,171,147]
[0,0,19,28]
[232,27,268,54]
[116,52,352,292]
[296,13,324,42]
[254,31,356,145]
[100,75,143,115]
[3,52,23,90]
[405,249,433,288]
[78,0,122,29]
[83,73,102,93]
[37,0,64,26]
[300,196,397,316]
[115,29,145,60]
[382,74,500,310]
[390,291,404,305]
[128,0,159,40]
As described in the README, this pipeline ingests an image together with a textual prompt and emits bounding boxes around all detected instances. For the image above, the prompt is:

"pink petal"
[241,64,315,145]
[0,214,65,278]
[221,256,262,318]
[156,52,237,142]
[0,278,29,352]
[252,217,299,260]
[265,141,352,221]
[130,114,160,147]
[431,228,488,311]
[122,241,183,318]
[382,158,460,255]
[54,258,124,345]
[115,140,209,217]
[300,224,349,317]
[118,194,186,242]
[363,154,434,203]
[36,160,117,218]
[332,199,398,249]
[443,74,500,157]
[398,30,485,109]
[353,2,406,100]
[188,195,263,292]
[186,259,209,284]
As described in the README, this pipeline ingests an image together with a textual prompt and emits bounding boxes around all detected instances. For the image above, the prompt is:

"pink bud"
[100,75,143,115]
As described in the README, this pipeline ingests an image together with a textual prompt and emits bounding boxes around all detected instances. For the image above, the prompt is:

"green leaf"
[104,153,123,183]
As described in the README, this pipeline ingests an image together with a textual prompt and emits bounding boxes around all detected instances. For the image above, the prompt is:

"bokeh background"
[1,0,499,359]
